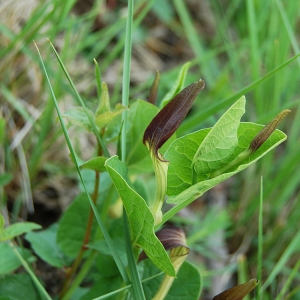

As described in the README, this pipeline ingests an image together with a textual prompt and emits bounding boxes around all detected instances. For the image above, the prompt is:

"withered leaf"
[143,79,205,158]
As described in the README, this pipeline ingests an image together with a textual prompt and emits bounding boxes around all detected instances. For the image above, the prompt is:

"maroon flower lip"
[143,79,205,159]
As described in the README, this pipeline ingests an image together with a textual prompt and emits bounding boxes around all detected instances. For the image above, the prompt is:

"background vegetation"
[1,0,300,299]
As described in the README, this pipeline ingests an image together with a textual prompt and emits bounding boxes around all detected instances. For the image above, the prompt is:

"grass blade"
[47,40,110,158]
[121,0,146,299]
[34,42,130,287]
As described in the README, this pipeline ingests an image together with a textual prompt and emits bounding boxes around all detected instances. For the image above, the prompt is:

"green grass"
[1,0,300,299]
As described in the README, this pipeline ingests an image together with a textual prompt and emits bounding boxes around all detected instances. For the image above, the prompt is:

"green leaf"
[142,260,201,300]
[0,173,13,187]
[0,243,34,275]
[192,96,245,175]
[0,219,41,242]
[125,100,161,172]
[63,106,95,131]
[0,273,40,300]
[79,156,107,172]
[160,62,191,108]
[95,82,127,128]
[0,116,6,145]
[0,214,4,233]
[57,193,95,258]
[212,278,259,300]
[80,274,123,300]
[105,156,175,276]
[165,123,286,208]
[96,82,110,115]
[25,223,66,268]
[95,103,126,129]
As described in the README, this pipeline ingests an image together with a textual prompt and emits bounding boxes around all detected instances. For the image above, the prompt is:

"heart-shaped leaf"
[165,123,286,212]
[105,156,175,276]
[192,96,245,176]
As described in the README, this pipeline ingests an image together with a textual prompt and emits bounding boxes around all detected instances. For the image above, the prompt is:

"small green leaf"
[160,62,191,108]
[94,82,127,129]
[25,223,66,268]
[165,123,286,208]
[105,156,175,276]
[212,278,259,300]
[143,80,205,159]
[0,173,13,187]
[95,103,126,129]
[79,156,107,172]
[63,106,95,131]
[192,96,245,175]
[96,82,110,116]
[0,220,41,242]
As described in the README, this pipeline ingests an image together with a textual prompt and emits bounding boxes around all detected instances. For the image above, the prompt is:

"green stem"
[151,155,168,226]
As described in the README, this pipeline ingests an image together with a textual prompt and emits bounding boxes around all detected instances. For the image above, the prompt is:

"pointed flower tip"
[143,79,205,158]
[249,109,291,153]
[212,278,259,300]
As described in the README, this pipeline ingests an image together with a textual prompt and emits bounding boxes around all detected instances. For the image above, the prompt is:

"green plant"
[1,0,300,299]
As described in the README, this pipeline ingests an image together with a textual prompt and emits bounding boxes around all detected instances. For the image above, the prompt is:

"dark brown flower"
[143,79,205,159]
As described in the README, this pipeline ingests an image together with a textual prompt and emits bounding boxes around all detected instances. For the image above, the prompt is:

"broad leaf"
[165,123,287,202]
[0,219,41,242]
[192,96,245,175]
[57,193,96,258]
[0,273,41,300]
[105,156,175,276]
[25,223,66,268]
